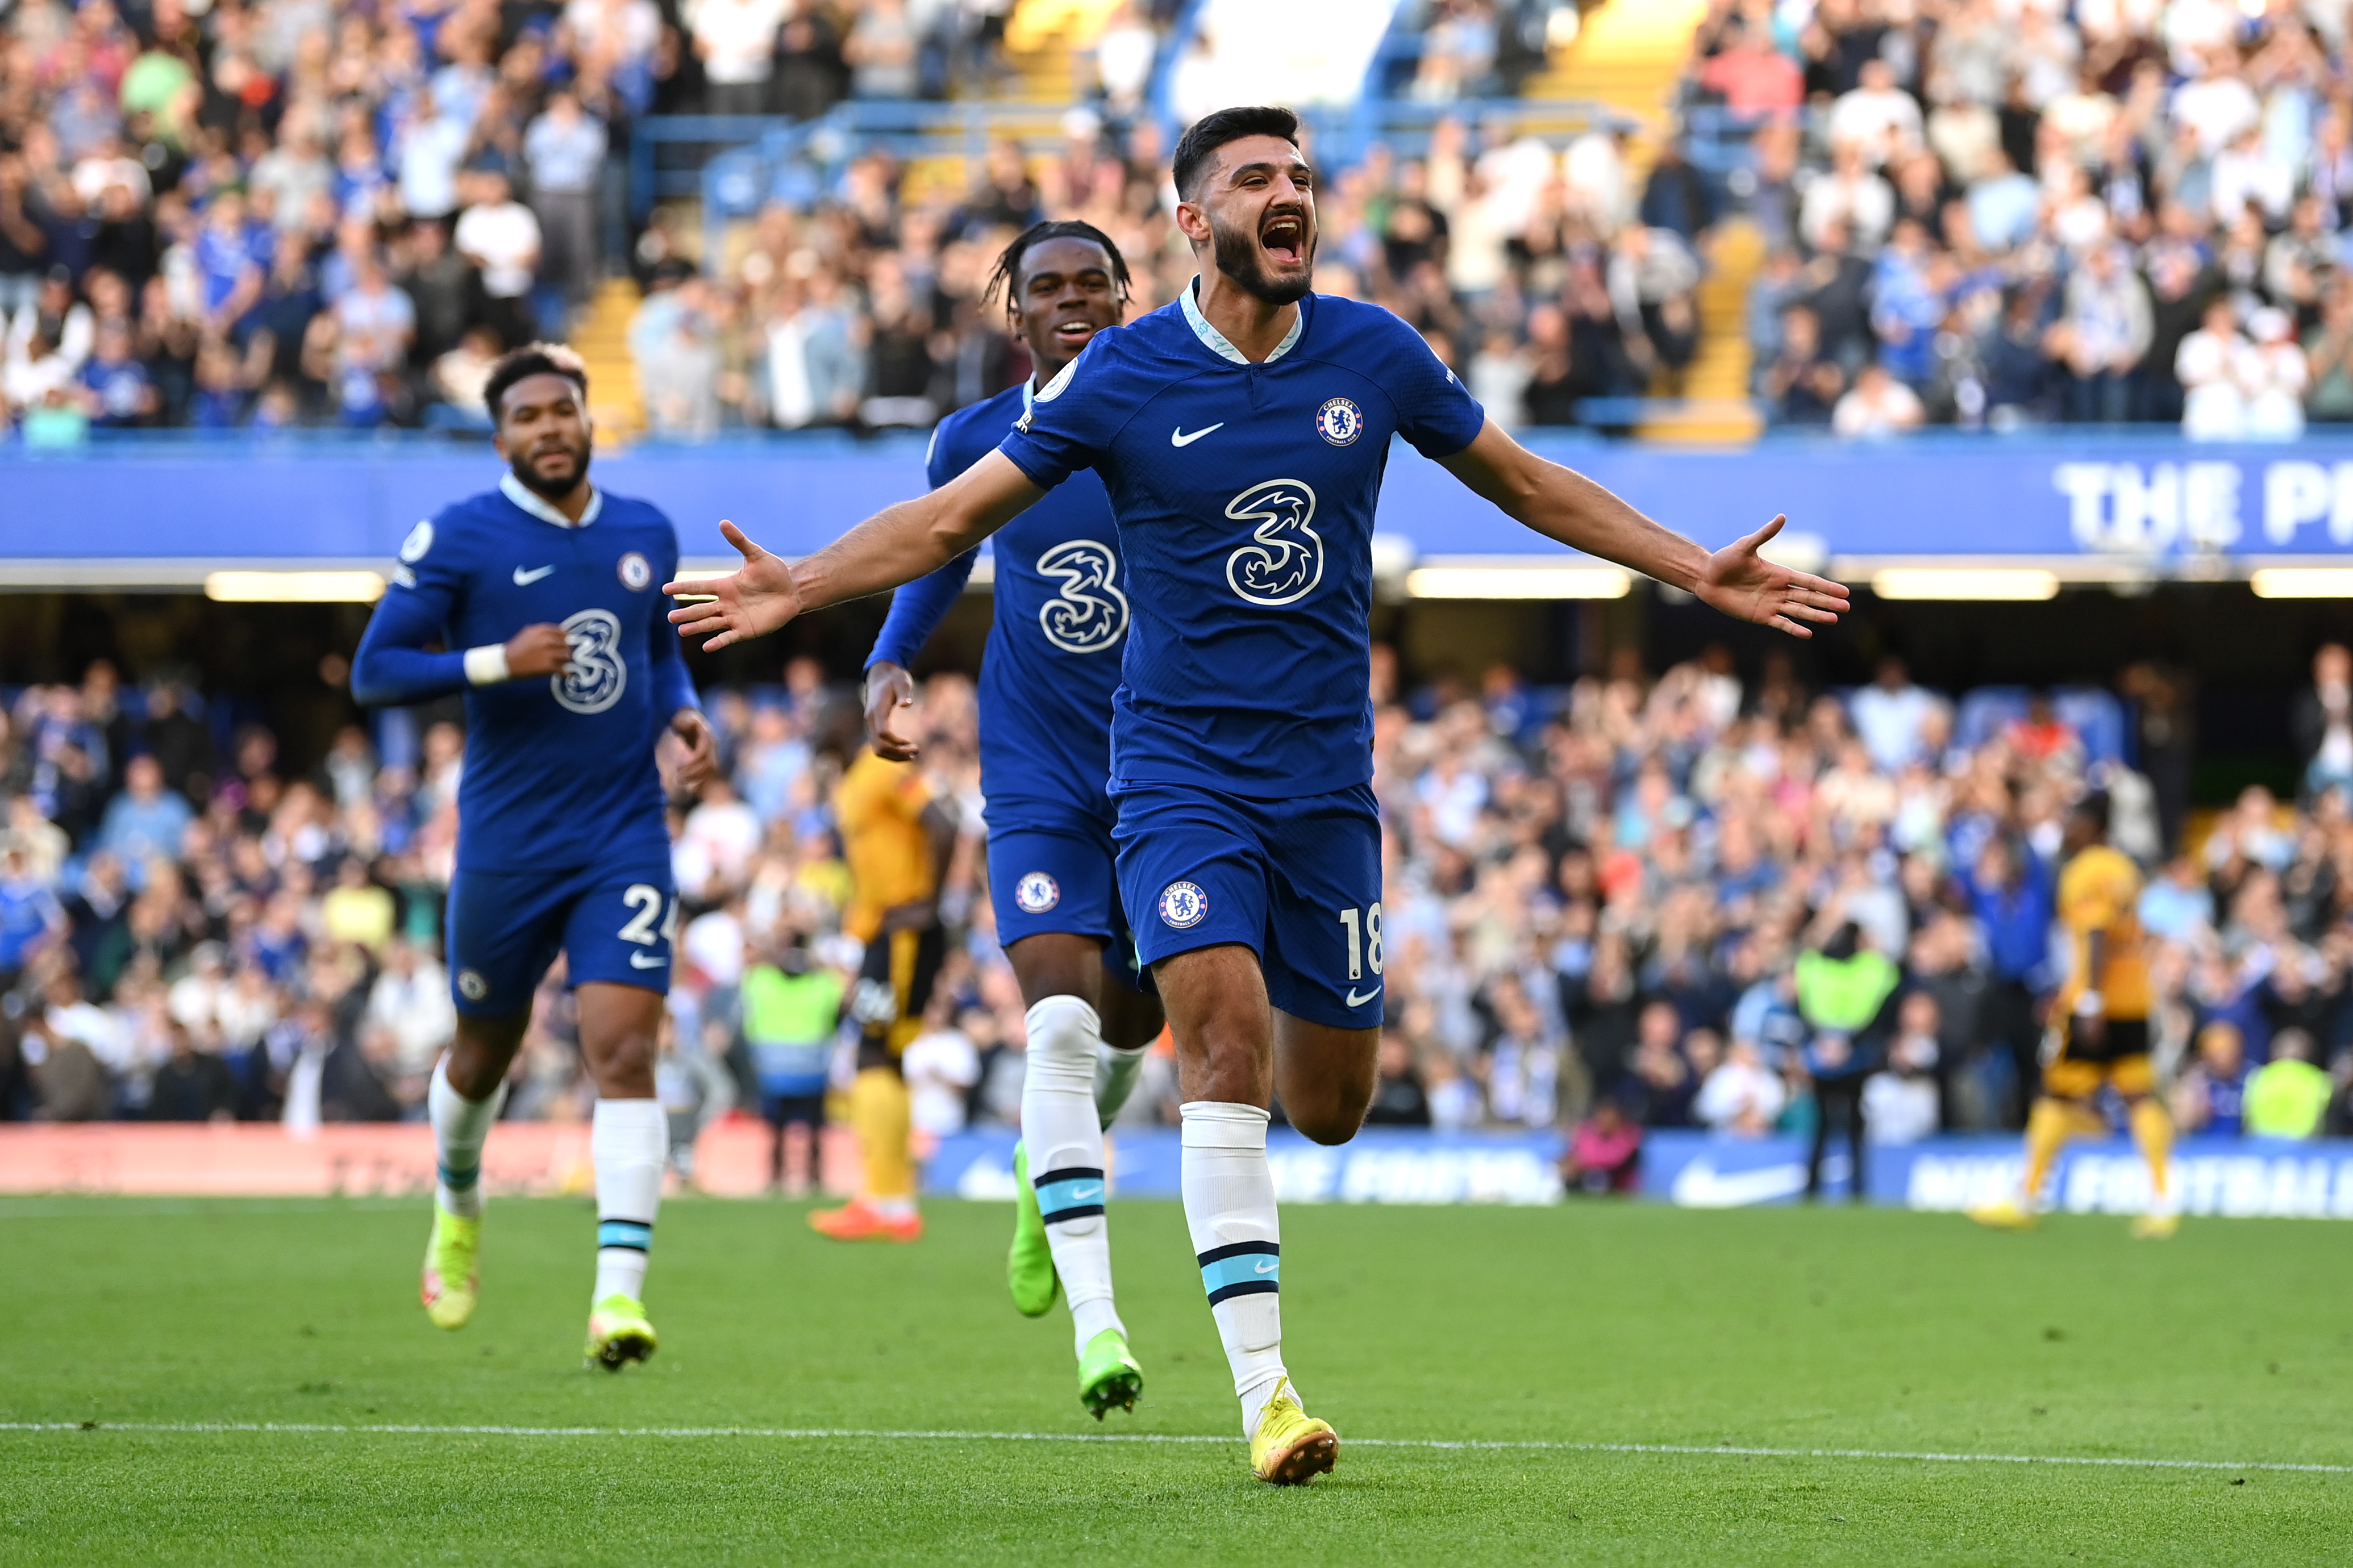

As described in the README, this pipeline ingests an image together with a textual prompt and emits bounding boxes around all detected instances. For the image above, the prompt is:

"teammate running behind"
[861,220,1162,1419]
[352,344,715,1369]
[666,107,1846,1482]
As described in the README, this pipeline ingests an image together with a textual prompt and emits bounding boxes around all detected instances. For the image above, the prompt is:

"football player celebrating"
[857,220,1163,1421]
[667,106,1846,1482]
[353,345,715,1369]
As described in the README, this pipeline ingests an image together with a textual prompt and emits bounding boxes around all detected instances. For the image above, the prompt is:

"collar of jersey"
[1181,275,1303,366]
[499,471,601,527]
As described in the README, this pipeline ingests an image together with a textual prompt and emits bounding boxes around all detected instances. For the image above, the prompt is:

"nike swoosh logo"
[1170,423,1224,447]
[1346,987,1381,1007]
[514,565,556,585]
[628,952,668,969]
[1068,1183,1104,1201]
[1253,1260,1278,1275]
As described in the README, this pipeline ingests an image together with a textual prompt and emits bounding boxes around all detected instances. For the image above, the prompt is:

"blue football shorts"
[984,793,1147,994]
[1110,779,1384,1031]
[444,858,677,1017]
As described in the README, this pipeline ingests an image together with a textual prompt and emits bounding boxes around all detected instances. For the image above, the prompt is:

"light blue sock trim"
[597,1219,653,1252]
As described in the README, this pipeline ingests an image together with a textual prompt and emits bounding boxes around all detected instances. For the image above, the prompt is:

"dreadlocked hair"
[981,220,1132,321]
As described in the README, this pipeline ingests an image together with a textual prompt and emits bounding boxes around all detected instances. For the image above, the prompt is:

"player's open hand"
[665,520,799,651]
[864,661,920,762]
[503,623,573,678]
[1694,515,1850,639]
[669,708,718,795]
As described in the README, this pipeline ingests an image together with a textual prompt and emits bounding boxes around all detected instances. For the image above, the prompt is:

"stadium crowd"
[7,643,2353,1170]
[14,0,2353,438]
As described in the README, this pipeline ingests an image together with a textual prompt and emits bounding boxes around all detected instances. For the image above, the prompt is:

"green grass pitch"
[5,1194,2348,1565]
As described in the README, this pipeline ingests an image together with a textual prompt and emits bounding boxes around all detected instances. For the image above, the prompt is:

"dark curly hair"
[483,343,589,426]
[981,220,1132,323]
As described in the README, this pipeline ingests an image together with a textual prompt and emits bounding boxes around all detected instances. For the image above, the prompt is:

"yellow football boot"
[420,1203,481,1331]
[1967,1199,2038,1231]
[1249,1378,1338,1486]
[584,1294,657,1371]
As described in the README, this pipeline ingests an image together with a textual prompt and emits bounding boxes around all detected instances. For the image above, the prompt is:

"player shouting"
[667,107,1847,1482]
[352,345,715,1370]
[857,220,1164,1420]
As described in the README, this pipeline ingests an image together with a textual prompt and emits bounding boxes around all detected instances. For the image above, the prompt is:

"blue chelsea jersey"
[868,380,1126,817]
[998,284,1487,797]
[351,474,699,873]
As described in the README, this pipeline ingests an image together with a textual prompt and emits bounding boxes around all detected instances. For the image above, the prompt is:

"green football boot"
[583,1294,657,1371]
[420,1202,481,1331]
[1007,1141,1059,1318]
[1077,1328,1143,1420]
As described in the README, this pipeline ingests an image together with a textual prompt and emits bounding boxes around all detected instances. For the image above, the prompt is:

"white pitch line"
[2,1422,2347,1475]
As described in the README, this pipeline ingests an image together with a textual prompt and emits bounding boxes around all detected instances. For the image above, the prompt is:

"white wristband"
[463,643,511,686]
[2075,990,2105,1018]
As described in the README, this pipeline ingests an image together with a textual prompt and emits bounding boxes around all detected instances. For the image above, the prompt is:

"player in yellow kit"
[813,743,957,1242]
[1971,794,2177,1237]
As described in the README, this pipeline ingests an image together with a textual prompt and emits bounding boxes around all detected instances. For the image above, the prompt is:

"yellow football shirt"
[834,750,936,944]
[2058,843,2151,1021]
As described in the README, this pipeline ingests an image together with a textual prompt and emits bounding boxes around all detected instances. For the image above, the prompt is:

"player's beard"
[1210,206,1315,307]
[510,439,590,501]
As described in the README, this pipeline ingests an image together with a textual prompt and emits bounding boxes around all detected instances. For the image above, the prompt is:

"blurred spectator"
[690,0,790,115]
[1692,1035,1788,1136]
[1796,921,1900,1199]
[148,1018,236,1121]
[1561,1096,1641,1195]
[2172,1019,2248,1135]
[1363,1031,1434,1127]
[1831,362,1925,437]
[524,91,608,308]
[2177,295,2255,439]
[844,0,921,100]
[1848,658,1940,774]
[452,166,540,351]
[2244,1028,2332,1139]
[1861,992,1942,1146]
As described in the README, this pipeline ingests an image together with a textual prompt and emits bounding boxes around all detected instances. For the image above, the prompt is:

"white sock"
[1181,1100,1289,1439]
[430,1057,506,1220]
[1025,995,1126,1359]
[590,1098,667,1304]
[1094,1042,1150,1129]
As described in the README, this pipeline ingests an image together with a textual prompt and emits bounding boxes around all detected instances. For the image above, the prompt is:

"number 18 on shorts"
[1113,779,1384,1031]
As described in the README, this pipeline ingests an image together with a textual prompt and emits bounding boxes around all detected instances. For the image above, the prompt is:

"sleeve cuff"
[463,644,511,685]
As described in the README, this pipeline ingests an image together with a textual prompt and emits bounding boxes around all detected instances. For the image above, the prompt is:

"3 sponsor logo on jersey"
[617,551,652,591]
[1315,397,1363,447]
[457,969,489,1001]
[1223,478,1322,607]
[1015,871,1061,914]
[553,608,627,714]
[1034,539,1129,653]
[1158,880,1209,929]
[399,520,435,562]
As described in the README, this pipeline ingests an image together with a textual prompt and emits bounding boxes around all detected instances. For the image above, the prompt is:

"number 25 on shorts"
[1336,902,1384,981]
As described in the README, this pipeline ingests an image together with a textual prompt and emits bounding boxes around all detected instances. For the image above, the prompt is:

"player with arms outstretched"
[1970,794,2177,1237]
[860,219,1164,1419]
[352,345,715,1368]
[667,106,1846,1482]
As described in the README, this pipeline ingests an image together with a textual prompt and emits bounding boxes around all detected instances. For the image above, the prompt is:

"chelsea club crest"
[1315,397,1363,447]
[1015,871,1060,914]
[617,551,652,590]
[1158,881,1209,929]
